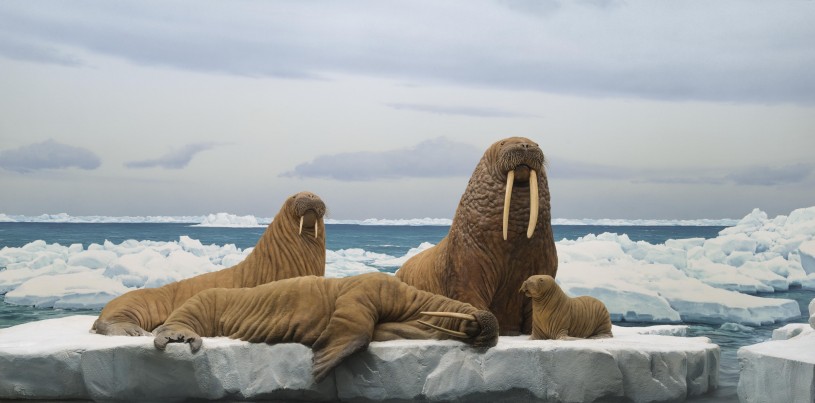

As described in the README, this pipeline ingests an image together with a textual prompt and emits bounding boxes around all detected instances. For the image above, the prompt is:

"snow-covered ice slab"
[0,316,718,402]
[738,324,815,403]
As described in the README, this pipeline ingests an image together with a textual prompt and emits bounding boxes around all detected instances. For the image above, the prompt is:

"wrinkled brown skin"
[396,137,558,335]
[153,272,499,382]
[92,191,327,336]
[520,275,612,340]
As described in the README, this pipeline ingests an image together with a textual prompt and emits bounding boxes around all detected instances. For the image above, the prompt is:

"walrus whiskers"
[299,216,304,235]
[417,320,469,338]
[503,169,514,240]
[527,169,538,238]
[420,311,477,321]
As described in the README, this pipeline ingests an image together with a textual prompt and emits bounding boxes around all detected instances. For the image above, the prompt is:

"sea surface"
[0,222,812,402]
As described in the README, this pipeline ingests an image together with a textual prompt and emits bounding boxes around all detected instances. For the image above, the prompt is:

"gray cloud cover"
[0,139,101,173]
[0,1,813,103]
[282,137,482,181]
[553,159,815,187]
[385,103,537,118]
[125,142,224,169]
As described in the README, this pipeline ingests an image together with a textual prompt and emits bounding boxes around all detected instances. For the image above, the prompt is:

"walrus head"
[519,274,557,299]
[486,137,545,240]
[286,191,327,238]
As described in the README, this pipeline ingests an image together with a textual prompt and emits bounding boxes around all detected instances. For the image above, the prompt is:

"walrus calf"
[397,137,558,335]
[520,275,612,340]
[93,191,327,336]
[153,272,499,382]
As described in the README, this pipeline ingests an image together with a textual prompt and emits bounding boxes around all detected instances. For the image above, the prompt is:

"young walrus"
[520,275,612,340]
[397,137,558,336]
[153,272,499,382]
[93,191,327,336]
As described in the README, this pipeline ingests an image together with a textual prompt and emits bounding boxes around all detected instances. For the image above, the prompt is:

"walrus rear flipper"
[310,293,376,383]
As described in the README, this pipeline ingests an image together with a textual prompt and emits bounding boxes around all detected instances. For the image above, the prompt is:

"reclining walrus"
[520,275,612,340]
[93,191,327,336]
[153,272,499,382]
[397,137,558,335]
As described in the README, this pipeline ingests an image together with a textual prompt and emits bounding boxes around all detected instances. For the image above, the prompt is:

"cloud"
[282,137,482,181]
[554,158,815,187]
[125,142,224,169]
[0,139,101,173]
[726,164,814,186]
[385,103,537,118]
[0,1,813,103]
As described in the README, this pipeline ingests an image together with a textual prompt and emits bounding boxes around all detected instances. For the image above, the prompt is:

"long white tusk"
[299,216,304,235]
[527,169,538,238]
[421,311,477,321]
[417,320,468,338]
[314,221,319,239]
[503,170,514,241]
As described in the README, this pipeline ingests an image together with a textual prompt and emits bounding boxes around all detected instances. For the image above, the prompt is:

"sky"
[0,0,813,220]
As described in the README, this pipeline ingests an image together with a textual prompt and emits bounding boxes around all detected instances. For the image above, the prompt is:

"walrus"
[520,275,612,340]
[153,272,499,382]
[93,191,327,336]
[396,137,558,335]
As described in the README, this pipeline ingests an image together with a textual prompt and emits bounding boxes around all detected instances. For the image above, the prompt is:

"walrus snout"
[291,192,326,238]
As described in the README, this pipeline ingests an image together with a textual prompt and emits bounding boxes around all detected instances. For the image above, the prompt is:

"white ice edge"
[0,315,717,402]
[1,206,814,326]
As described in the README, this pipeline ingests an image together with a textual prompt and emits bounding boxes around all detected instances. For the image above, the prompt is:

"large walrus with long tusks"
[153,272,499,382]
[397,137,558,336]
[520,275,612,340]
[92,191,327,336]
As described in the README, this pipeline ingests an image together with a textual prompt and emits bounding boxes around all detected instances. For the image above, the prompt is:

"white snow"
[192,213,266,228]
[1,206,813,326]
[0,316,717,402]
[737,322,815,403]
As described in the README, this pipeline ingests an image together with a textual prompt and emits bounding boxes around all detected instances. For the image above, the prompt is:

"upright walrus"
[397,137,558,335]
[93,191,327,336]
[153,272,499,382]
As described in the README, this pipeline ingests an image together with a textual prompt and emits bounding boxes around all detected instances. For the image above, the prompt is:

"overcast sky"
[1,0,813,220]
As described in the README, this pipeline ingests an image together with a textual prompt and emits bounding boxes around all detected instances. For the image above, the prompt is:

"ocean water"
[0,222,812,401]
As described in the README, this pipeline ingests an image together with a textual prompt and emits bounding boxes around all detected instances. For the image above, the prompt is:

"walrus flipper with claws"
[397,137,558,335]
[93,191,327,336]
[153,273,499,382]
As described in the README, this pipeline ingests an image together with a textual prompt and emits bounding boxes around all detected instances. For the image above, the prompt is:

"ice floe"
[0,315,716,402]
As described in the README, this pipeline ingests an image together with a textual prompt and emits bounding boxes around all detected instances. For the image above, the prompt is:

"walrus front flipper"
[153,324,204,353]
[93,319,151,336]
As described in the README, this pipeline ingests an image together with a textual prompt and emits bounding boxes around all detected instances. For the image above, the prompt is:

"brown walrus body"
[93,191,327,336]
[153,272,499,382]
[520,275,612,340]
[396,137,558,335]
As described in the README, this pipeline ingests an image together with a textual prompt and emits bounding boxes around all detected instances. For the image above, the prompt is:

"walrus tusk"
[299,216,304,235]
[527,169,538,238]
[417,320,469,338]
[503,170,514,241]
[314,221,319,239]
[421,311,477,321]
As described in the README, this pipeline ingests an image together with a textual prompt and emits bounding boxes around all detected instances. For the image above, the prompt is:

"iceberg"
[192,213,267,228]
[737,322,815,403]
[0,316,717,402]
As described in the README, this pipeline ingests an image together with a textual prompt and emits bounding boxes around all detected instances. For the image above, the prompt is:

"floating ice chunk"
[372,242,434,267]
[67,250,117,270]
[799,240,815,275]
[192,212,264,228]
[4,272,130,309]
[810,298,815,329]
[738,323,815,403]
[179,235,205,256]
[719,322,754,333]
